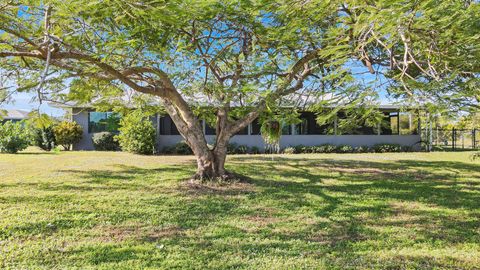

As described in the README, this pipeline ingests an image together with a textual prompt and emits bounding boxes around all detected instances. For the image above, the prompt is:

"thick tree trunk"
[192,144,229,181]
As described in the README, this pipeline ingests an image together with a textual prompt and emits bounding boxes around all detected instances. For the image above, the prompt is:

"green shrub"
[283,147,296,154]
[170,141,193,155]
[227,143,249,154]
[336,144,354,153]
[372,143,403,153]
[353,145,370,153]
[293,145,307,153]
[116,111,156,155]
[33,126,56,151]
[249,146,261,154]
[313,144,336,153]
[0,121,30,153]
[53,121,83,150]
[92,132,119,151]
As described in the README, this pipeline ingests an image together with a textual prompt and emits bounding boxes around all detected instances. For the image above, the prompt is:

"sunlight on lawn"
[0,150,479,269]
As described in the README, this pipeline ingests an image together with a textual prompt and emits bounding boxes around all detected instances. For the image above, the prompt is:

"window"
[159,115,180,135]
[294,118,308,135]
[281,123,292,135]
[205,123,216,135]
[399,112,419,135]
[88,112,120,133]
[251,119,261,135]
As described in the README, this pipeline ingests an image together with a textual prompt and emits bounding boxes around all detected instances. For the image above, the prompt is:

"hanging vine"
[261,120,282,154]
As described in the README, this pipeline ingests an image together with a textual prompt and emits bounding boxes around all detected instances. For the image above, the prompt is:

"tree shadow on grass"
[14,155,478,268]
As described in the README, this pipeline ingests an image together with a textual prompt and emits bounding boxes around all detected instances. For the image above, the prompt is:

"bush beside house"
[33,126,56,151]
[116,111,156,155]
[53,121,83,151]
[92,132,119,151]
[0,121,31,153]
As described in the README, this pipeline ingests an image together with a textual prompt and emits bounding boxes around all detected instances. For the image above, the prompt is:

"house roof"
[1,109,30,120]
[49,101,407,112]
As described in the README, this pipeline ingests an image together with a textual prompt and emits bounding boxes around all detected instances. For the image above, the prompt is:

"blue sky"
[1,92,65,117]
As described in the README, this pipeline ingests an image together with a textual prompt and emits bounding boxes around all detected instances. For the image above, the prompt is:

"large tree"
[1,0,478,180]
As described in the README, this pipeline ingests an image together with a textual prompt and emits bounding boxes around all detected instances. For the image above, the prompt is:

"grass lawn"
[1,150,479,269]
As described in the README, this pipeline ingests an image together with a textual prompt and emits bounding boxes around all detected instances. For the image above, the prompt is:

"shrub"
[116,111,156,155]
[53,121,83,150]
[33,126,56,151]
[372,143,403,153]
[293,145,307,153]
[168,141,193,155]
[0,121,30,153]
[92,132,119,151]
[249,146,261,154]
[227,143,249,154]
[336,144,354,153]
[353,145,370,153]
[313,144,336,153]
[283,147,296,154]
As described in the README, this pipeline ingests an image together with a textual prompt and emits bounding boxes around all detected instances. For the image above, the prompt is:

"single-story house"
[53,103,422,151]
[0,109,30,124]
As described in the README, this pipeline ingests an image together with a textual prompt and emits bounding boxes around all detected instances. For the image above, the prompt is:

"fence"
[429,128,478,150]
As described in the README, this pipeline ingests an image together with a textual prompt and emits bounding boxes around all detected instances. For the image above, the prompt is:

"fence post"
[452,128,456,150]
[474,129,477,149]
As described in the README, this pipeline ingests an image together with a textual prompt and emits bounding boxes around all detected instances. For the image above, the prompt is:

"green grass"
[1,150,479,269]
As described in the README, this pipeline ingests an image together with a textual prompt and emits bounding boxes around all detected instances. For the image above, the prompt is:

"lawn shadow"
[19,154,479,268]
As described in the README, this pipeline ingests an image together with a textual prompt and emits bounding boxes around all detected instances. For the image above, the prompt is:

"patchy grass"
[1,150,479,269]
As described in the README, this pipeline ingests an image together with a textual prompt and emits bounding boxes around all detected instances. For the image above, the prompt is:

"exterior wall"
[72,110,422,151]
[72,109,95,150]
[158,134,421,151]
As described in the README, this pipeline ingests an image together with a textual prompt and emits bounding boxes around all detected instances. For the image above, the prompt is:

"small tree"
[33,126,56,151]
[28,113,57,151]
[116,111,156,155]
[0,121,30,154]
[53,121,83,150]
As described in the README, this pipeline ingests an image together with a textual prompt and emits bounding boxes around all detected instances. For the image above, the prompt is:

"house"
[0,109,30,124]
[53,103,422,151]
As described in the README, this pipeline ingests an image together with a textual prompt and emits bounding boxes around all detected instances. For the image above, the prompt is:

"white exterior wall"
[72,109,95,150]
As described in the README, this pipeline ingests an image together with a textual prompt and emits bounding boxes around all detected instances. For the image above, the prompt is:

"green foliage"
[0,121,30,153]
[162,141,193,155]
[92,132,119,151]
[249,146,261,154]
[26,113,57,151]
[227,143,249,155]
[283,147,296,155]
[116,111,156,155]
[33,126,56,151]
[283,143,412,154]
[260,121,282,149]
[372,143,406,153]
[336,144,354,153]
[53,121,83,151]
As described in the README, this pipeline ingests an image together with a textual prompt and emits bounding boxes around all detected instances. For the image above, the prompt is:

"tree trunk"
[192,144,229,181]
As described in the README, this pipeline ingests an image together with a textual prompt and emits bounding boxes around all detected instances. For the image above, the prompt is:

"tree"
[0,1,478,180]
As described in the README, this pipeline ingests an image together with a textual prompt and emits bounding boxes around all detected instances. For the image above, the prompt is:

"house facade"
[60,105,422,151]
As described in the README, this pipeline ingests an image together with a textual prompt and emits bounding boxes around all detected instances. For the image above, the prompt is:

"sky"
[1,92,65,117]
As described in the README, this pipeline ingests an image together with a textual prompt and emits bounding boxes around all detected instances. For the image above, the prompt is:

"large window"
[159,115,180,135]
[88,112,120,133]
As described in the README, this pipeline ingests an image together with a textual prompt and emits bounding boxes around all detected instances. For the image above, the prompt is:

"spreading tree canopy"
[0,0,479,180]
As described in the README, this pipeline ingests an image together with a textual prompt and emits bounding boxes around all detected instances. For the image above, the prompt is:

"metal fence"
[429,128,478,150]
